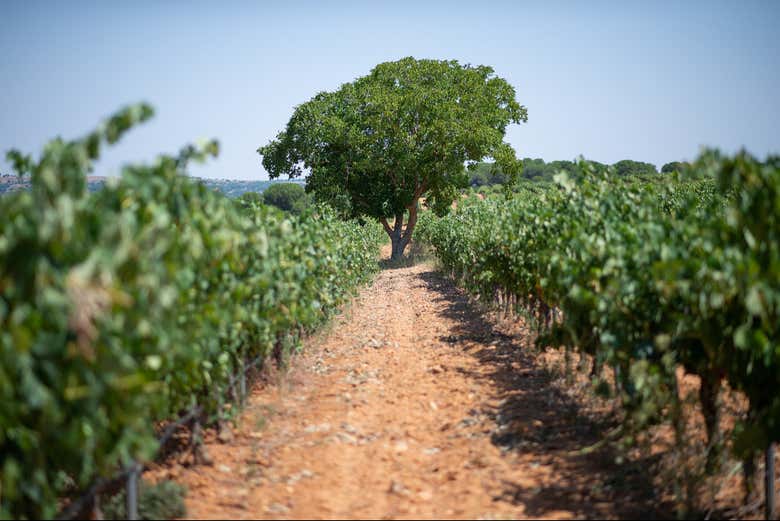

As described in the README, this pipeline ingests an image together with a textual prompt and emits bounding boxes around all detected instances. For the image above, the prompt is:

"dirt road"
[163,256,661,519]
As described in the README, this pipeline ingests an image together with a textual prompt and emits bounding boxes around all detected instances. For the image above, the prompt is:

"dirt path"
[161,255,663,519]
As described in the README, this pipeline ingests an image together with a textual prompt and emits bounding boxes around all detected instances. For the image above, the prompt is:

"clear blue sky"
[1,0,778,180]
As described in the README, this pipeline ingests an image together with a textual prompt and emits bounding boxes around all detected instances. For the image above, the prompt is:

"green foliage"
[661,161,690,174]
[262,182,310,215]
[418,150,780,462]
[258,57,527,258]
[102,480,186,520]
[468,162,510,187]
[0,105,382,519]
[612,159,658,177]
[236,190,263,208]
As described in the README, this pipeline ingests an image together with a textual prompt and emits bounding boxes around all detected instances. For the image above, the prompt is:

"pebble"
[303,423,331,433]
[341,422,359,434]
[388,480,407,495]
[337,432,358,444]
[217,426,234,443]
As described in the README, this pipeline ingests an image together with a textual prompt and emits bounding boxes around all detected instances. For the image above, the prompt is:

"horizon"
[1,0,778,180]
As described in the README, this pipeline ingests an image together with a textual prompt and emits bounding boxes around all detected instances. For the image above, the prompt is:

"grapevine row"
[417,153,779,504]
[0,105,383,519]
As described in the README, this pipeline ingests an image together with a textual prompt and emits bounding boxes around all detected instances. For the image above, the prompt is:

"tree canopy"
[661,161,691,174]
[262,182,310,215]
[612,159,658,177]
[258,57,527,259]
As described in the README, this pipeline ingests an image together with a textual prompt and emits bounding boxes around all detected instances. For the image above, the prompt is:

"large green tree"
[258,57,527,259]
[263,182,310,215]
[612,159,658,177]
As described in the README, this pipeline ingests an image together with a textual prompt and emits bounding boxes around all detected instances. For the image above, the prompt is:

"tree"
[612,159,658,177]
[468,162,510,187]
[258,57,527,260]
[236,190,263,211]
[661,161,690,174]
[262,182,310,214]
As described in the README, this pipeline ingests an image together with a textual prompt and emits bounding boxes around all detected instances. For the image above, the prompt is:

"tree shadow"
[377,240,435,271]
[417,268,675,519]
[378,256,418,271]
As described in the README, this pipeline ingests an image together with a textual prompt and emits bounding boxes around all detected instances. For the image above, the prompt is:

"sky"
[1,0,778,180]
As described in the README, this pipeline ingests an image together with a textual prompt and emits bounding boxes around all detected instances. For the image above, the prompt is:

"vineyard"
[416,154,780,515]
[1,103,778,519]
[0,105,383,519]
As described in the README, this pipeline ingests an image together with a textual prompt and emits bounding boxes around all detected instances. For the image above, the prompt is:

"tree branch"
[394,212,404,234]
[402,199,420,241]
[380,216,393,236]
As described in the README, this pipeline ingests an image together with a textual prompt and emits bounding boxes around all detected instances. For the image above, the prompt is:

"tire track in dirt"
[158,255,663,519]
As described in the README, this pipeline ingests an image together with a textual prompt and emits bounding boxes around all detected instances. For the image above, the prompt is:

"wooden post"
[126,462,139,521]
[240,357,247,407]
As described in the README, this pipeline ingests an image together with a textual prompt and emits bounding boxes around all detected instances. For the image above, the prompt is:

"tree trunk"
[382,199,420,261]
[699,371,722,473]
[390,233,405,260]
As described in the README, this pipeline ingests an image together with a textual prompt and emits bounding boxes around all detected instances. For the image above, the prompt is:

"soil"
[148,248,719,519]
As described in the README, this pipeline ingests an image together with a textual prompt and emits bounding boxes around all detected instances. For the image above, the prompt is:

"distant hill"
[0,175,305,197]
[198,178,305,198]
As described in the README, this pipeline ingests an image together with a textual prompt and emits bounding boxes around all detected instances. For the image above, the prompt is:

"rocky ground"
[149,249,680,519]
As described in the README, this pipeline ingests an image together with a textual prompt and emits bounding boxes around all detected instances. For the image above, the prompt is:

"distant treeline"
[237,182,312,216]
[0,173,305,197]
[468,159,691,186]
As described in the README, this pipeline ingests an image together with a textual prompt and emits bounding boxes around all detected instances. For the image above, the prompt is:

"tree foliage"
[258,56,527,259]
[661,161,690,174]
[262,182,310,215]
[612,159,658,177]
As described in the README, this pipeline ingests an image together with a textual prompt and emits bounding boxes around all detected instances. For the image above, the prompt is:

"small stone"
[217,464,232,474]
[266,503,289,514]
[218,426,234,443]
[338,432,358,444]
[423,447,441,455]
[429,401,439,411]
[388,480,406,495]
[394,441,408,453]
[342,423,358,434]
[303,423,331,433]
